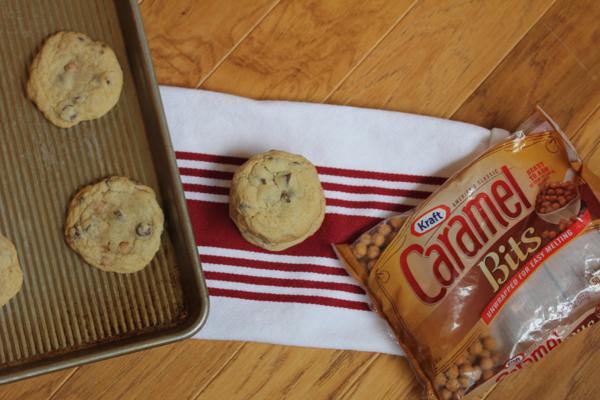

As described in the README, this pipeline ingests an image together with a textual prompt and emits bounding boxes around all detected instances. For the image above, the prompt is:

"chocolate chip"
[69,226,82,241]
[136,222,153,237]
[281,192,291,203]
[105,79,111,85]
[260,178,267,184]
[60,105,77,121]
[113,210,123,219]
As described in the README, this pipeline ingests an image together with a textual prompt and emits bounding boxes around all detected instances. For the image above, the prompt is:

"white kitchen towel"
[159,86,508,354]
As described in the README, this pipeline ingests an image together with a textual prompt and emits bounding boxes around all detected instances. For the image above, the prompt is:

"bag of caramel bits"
[335,109,600,399]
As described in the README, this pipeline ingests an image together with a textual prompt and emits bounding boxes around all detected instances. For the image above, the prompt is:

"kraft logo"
[411,205,450,236]
[506,354,524,369]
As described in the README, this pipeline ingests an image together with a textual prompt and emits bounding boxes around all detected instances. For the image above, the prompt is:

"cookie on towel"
[0,233,24,308]
[27,31,123,128]
[229,150,326,251]
[65,177,164,273]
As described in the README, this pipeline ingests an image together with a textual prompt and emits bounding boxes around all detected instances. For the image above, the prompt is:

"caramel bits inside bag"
[336,110,600,400]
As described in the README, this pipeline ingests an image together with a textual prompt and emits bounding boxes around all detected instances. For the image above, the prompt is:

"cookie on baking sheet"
[0,233,24,308]
[229,150,326,251]
[27,31,123,128]
[65,176,164,273]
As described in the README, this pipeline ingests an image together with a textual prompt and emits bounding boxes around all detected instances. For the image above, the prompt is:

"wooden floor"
[3,0,600,398]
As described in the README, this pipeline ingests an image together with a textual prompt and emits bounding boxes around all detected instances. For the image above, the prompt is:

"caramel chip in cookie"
[229,150,326,251]
[65,177,164,273]
[27,31,123,128]
[0,234,24,308]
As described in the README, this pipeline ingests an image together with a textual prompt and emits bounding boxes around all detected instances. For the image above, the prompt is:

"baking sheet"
[0,0,208,383]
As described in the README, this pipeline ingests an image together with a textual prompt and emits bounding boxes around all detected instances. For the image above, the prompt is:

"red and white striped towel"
[159,86,508,354]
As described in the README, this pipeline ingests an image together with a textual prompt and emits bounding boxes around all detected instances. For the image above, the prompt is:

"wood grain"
[453,0,600,134]
[327,0,556,116]
[140,0,280,87]
[572,105,600,160]
[46,341,243,400]
[488,324,600,400]
[585,146,600,180]
[194,343,377,399]
[339,354,420,399]
[0,369,76,400]
[200,0,417,101]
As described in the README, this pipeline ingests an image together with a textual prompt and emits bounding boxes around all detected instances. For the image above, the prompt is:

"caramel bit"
[536,180,577,214]
[118,241,133,254]
[350,220,402,271]
[100,255,111,266]
[63,60,78,72]
[91,200,107,213]
[434,334,500,398]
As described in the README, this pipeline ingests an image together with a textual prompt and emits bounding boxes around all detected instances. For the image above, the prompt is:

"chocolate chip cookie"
[65,177,164,273]
[0,233,24,308]
[27,31,123,128]
[229,150,326,251]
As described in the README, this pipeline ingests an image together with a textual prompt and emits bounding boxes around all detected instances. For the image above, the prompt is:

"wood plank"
[48,341,243,400]
[326,0,556,116]
[0,368,76,400]
[140,0,280,87]
[200,0,417,101]
[453,0,600,133]
[339,354,420,399]
[194,343,377,399]
[488,325,600,400]
[584,143,600,181]
[572,105,600,160]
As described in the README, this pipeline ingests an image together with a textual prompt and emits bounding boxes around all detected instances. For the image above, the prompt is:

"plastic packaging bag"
[335,109,600,399]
